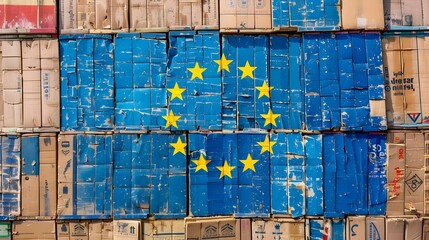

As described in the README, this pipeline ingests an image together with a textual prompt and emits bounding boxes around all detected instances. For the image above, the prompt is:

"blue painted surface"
[60,34,114,131]
[305,135,323,216]
[303,33,386,132]
[0,136,20,220]
[189,133,270,217]
[114,33,168,130]
[272,0,340,31]
[58,134,113,219]
[308,219,324,239]
[166,31,221,130]
[113,133,186,219]
[323,133,387,217]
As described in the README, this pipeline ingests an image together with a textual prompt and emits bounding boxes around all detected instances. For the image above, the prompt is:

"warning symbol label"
[405,174,423,192]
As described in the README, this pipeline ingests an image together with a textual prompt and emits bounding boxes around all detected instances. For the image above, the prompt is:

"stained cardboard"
[113,220,141,240]
[385,0,429,29]
[185,217,249,240]
[386,132,406,215]
[12,221,55,239]
[342,0,384,30]
[405,218,422,239]
[89,221,113,240]
[366,217,385,240]
[57,222,89,240]
[252,219,304,239]
[143,220,185,239]
[386,218,405,240]
[220,0,271,29]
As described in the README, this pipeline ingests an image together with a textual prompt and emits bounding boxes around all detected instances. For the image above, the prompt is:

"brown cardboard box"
[342,0,384,30]
[385,0,429,27]
[57,135,74,217]
[0,43,4,128]
[252,219,304,240]
[387,132,406,215]
[130,0,148,30]
[418,37,429,124]
[185,217,250,240]
[143,219,185,239]
[424,219,429,239]
[57,222,89,240]
[405,218,422,239]
[40,40,60,128]
[111,0,128,30]
[89,221,113,240]
[220,0,271,29]
[13,221,55,239]
[425,133,429,214]
[113,220,141,240]
[404,132,425,214]
[347,216,365,240]
[386,218,405,240]
[366,217,385,240]
[78,0,96,30]
[61,0,78,30]
[39,134,57,217]
[23,70,42,128]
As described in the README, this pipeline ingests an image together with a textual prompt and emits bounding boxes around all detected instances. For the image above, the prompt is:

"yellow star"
[255,81,274,99]
[170,136,187,155]
[192,154,211,172]
[257,135,276,154]
[187,62,207,81]
[260,108,280,127]
[238,61,257,79]
[240,154,259,172]
[167,82,186,101]
[162,110,181,129]
[214,54,233,72]
[216,161,236,179]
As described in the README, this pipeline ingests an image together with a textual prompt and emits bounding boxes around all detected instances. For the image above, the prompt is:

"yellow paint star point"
[187,62,207,81]
[256,81,274,99]
[240,154,259,172]
[192,154,211,172]
[238,61,257,79]
[257,135,276,154]
[216,161,236,179]
[170,137,187,156]
[167,82,186,101]
[162,110,181,129]
[214,54,233,72]
[260,108,280,127]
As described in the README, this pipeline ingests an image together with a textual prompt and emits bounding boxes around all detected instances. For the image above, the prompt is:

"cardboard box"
[342,0,384,30]
[89,221,113,240]
[0,0,56,33]
[406,218,422,239]
[384,0,429,29]
[366,217,385,240]
[143,220,185,239]
[0,222,11,240]
[386,132,406,215]
[383,35,429,127]
[12,220,55,239]
[386,218,405,240]
[252,219,304,239]
[220,0,271,29]
[186,217,250,240]
[113,220,141,240]
[0,135,20,218]
[423,219,429,239]
[57,222,89,240]
[57,134,113,219]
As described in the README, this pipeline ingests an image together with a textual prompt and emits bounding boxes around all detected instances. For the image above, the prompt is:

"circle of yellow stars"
[164,54,280,129]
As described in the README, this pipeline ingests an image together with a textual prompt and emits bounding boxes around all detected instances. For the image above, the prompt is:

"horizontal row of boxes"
[1,32,428,131]
[1,0,428,33]
[0,216,429,239]
[0,132,400,219]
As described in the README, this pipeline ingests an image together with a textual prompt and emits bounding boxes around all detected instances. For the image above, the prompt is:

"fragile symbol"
[405,174,423,192]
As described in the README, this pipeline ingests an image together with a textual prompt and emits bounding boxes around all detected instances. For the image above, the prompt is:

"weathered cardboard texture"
[89,221,113,240]
[113,220,141,240]
[366,217,385,240]
[342,0,384,29]
[143,220,185,240]
[347,216,365,240]
[13,220,56,239]
[387,132,406,215]
[252,219,304,240]
[39,134,57,217]
[386,218,405,240]
[57,222,89,240]
[406,218,422,240]
[57,135,74,217]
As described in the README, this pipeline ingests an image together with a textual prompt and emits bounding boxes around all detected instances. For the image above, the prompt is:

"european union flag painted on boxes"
[269,35,304,129]
[323,133,386,217]
[272,0,340,31]
[113,133,186,219]
[303,33,386,131]
[189,133,270,217]
[60,35,114,131]
[270,133,323,218]
[114,33,168,130]
[57,134,113,219]
[222,35,272,130]
[0,135,20,220]
[166,31,221,131]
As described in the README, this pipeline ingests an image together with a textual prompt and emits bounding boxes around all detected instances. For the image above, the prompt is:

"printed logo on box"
[220,223,235,237]
[407,113,421,123]
[0,223,10,237]
[72,224,86,236]
[369,223,381,240]
[204,225,217,238]
[405,174,423,192]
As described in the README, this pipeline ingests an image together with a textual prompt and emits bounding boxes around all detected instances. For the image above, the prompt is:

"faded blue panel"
[167,31,221,131]
[305,135,323,216]
[309,219,324,239]
[368,134,387,215]
[272,0,340,30]
[60,35,114,131]
[323,134,344,218]
[0,136,19,219]
[114,33,168,130]
[332,219,345,240]
[21,136,39,176]
[270,133,288,214]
